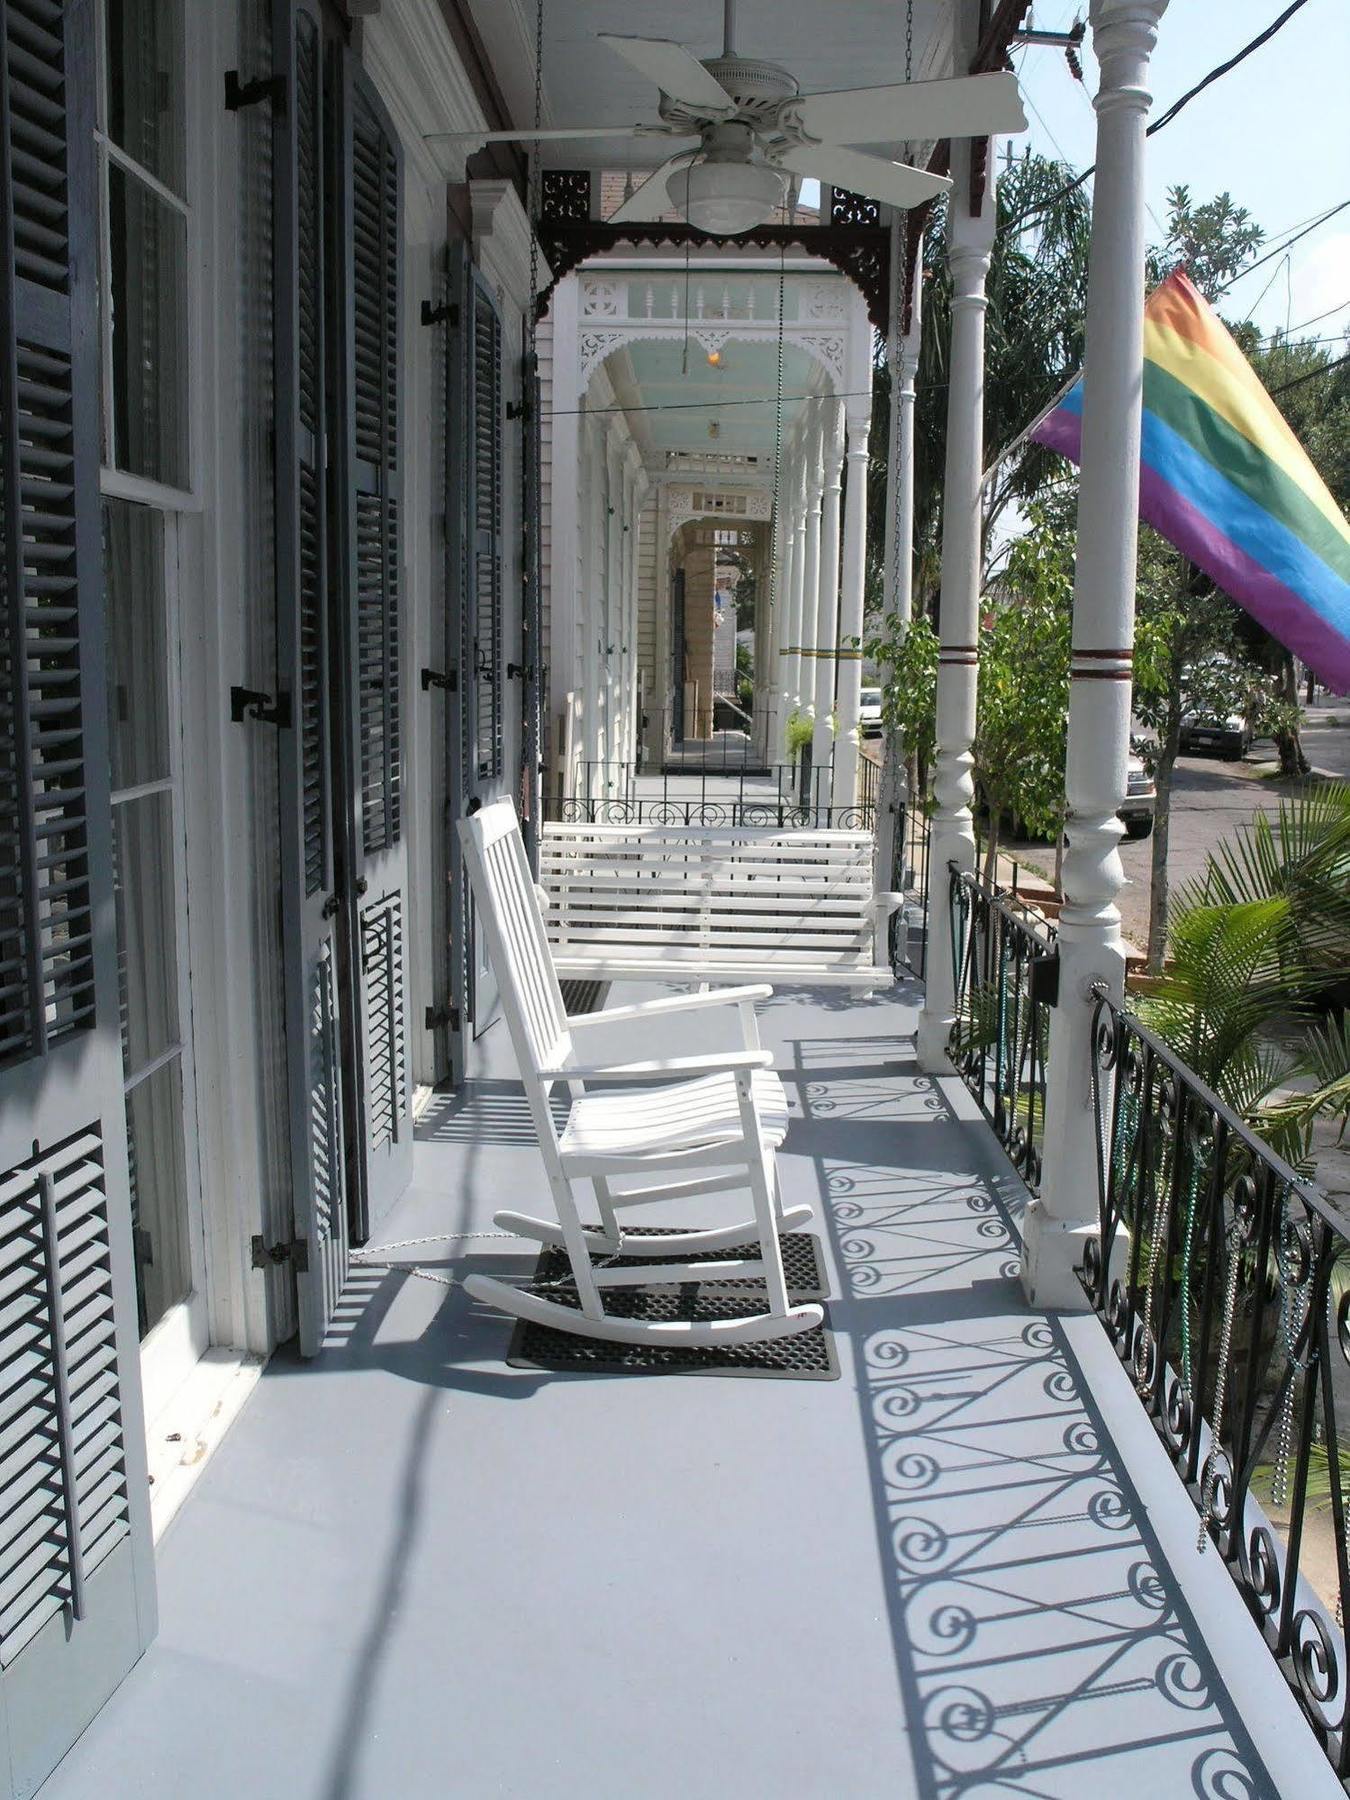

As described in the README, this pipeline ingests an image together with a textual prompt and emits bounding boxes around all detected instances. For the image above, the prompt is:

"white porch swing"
[458,800,823,1345]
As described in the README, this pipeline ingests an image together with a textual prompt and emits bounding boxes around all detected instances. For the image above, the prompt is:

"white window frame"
[93,0,209,1427]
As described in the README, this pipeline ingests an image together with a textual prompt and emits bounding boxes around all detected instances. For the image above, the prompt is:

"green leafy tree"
[867,151,1093,620]
[1146,185,1264,299]
[973,513,1072,879]
[864,610,938,804]
[1131,539,1271,969]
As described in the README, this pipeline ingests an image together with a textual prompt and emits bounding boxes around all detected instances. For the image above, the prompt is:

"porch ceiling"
[474,1,956,172]
[605,335,821,462]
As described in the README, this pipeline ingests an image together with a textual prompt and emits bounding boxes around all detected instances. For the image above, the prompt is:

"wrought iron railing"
[547,710,876,828]
[1083,990,1350,1781]
[948,865,1057,1191]
[884,796,931,980]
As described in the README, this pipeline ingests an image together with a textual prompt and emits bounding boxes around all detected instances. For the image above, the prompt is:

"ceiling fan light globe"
[669,160,786,236]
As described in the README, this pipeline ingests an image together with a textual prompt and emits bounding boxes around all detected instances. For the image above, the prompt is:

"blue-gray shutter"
[446,249,509,1038]
[273,0,350,1355]
[339,58,411,1228]
[470,271,504,783]
[0,3,156,1792]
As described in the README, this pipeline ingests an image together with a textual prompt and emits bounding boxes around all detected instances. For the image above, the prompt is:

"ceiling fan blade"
[599,35,737,116]
[609,154,697,225]
[424,126,660,143]
[793,71,1027,148]
[777,145,951,211]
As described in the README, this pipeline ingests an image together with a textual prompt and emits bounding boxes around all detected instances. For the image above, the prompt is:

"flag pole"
[981,366,1083,485]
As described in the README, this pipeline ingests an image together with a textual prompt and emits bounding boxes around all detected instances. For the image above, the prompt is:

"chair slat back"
[458,801,572,1092]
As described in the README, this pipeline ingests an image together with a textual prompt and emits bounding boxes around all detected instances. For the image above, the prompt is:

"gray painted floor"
[45,983,1334,1798]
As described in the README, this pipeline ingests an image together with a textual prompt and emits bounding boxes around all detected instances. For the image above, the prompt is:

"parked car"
[858,686,883,737]
[1180,707,1252,760]
[1118,753,1155,838]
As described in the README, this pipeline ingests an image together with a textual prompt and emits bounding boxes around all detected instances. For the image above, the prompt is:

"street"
[1003,706,1350,952]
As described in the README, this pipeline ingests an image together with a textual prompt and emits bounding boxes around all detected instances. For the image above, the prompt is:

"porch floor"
[44,983,1334,1798]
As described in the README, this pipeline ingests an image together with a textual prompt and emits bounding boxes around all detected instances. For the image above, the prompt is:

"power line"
[1001,0,1315,241]
[551,390,875,419]
[1271,301,1350,338]
[1221,200,1350,289]
[1148,0,1308,135]
[1240,253,1291,325]
[1267,351,1350,398]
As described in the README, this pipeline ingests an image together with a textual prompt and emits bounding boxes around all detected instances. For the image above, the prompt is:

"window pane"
[113,789,180,1076]
[108,161,188,485]
[104,498,170,789]
[104,0,185,194]
[127,1057,192,1337]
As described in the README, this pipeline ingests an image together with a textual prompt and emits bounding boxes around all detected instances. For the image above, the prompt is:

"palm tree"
[1141,783,1350,1169]
[867,150,1093,620]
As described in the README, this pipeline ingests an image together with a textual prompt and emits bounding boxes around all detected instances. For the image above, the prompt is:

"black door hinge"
[251,1235,310,1273]
[425,1003,461,1032]
[231,685,293,729]
[225,70,286,113]
[1029,951,1060,1010]
[506,399,530,422]
[421,299,458,329]
[506,663,533,681]
[421,665,458,694]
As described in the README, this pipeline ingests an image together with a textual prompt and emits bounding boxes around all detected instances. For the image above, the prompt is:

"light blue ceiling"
[607,336,821,459]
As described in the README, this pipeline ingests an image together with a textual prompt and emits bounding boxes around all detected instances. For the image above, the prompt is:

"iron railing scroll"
[948,865,1057,1192]
[1083,989,1350,1783]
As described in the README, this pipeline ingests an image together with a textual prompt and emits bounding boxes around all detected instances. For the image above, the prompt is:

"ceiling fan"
[436,1,1027,235]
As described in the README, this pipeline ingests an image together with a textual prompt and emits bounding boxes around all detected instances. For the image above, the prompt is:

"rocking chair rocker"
[457,800,823,1346]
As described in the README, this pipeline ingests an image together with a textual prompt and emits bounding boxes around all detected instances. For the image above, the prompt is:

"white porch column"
[833,402,871,810]
[798,424,824,723]
[652,482,672,756]
[916,137,996,1070]
[876,226,923,888]
[774,476,799,758]
[785,462,809,747]
[1023,0,1168,1309]
[811,399,845,787]
[762,501,786,760]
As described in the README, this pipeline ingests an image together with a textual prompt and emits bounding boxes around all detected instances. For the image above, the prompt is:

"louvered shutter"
[273,0,350,1356]
[446,251,510,1037]
[0,3,156,1791]
[520,338,543,870]
[469,273,503,785]
[338,59,411,1227]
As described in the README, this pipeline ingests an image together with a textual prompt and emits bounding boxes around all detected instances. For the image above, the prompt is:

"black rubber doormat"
[531,1227,827,1298]
[506,1233,837,1380]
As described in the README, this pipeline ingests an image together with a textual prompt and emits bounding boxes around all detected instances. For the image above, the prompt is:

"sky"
[1009,0,1350,345]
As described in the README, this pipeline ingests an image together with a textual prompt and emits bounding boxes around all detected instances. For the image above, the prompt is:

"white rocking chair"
[457,799,823,1346]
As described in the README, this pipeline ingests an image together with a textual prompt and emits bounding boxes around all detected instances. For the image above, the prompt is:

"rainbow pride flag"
[1032,269,1350,690]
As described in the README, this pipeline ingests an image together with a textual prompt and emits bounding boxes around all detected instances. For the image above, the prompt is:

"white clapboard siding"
[539,824,901,988]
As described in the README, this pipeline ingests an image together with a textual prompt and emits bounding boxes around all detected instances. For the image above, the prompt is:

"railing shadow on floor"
[790,1044,1279,1800]
[315,1008,1281,1798]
